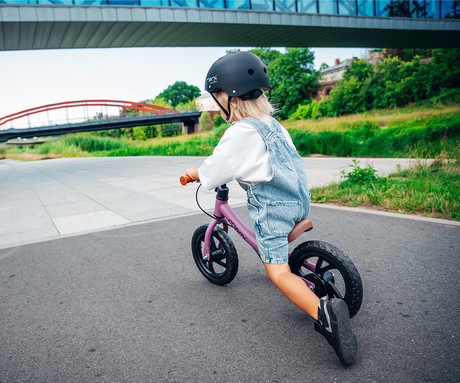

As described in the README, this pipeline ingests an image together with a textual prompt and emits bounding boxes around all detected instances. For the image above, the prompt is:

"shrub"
[213,114,227,127]
[199,111,213,132]
[132,126,147,141]
[341,160,378,183]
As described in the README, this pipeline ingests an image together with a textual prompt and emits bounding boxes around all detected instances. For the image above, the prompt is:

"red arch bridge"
[0,100,201,143]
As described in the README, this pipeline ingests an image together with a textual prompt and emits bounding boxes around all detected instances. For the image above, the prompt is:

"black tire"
[191,224,239,285]
[289,240,363,318]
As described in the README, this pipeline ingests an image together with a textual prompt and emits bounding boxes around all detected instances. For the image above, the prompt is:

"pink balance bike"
[181,176,363,318]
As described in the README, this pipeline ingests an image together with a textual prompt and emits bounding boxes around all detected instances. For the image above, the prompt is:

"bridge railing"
[1,1,458,19]
[0,100,178,130]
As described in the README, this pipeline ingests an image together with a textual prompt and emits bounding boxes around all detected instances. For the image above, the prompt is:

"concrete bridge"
[0,1,459,50]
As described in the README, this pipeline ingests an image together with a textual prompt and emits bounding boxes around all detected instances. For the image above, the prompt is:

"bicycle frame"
[203,185,259,260]
[202,185,316,289]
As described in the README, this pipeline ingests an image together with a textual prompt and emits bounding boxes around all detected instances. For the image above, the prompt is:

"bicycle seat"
[288,219,313,243]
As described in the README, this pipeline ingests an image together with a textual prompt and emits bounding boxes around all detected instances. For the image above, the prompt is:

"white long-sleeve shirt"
[198,116,296,190]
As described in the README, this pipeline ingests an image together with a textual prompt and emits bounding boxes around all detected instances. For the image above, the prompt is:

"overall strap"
[242,117,277,143]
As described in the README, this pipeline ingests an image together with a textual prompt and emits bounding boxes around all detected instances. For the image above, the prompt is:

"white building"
[196,93,220,112]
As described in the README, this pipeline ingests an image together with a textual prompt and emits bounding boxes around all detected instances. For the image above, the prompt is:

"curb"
[311,203,460,226]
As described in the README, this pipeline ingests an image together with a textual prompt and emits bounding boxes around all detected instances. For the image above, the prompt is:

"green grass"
[283,103,460,132]
[311,158,460,221]
[287,112,460,158]
[5,102,459,160]
[4,132,219,159]
[3,102,459,220]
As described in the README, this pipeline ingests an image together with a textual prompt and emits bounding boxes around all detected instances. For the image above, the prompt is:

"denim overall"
[238,117,311,264]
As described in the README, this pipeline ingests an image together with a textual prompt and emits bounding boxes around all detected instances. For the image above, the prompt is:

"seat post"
[216,184,229,201]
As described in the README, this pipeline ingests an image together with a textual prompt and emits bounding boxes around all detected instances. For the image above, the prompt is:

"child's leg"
[264,263,319,319]
[264,262,357,366]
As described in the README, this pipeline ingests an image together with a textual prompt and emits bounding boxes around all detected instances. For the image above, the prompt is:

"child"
[185,51,357,366]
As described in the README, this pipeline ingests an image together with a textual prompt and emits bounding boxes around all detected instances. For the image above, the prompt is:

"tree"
[383,48,433,61]
[248,48,282,67]
[329,76,369,115]
[342,59,373,82]
[268,48,320,119]
[222,48,319,119]
[158,81,201,108]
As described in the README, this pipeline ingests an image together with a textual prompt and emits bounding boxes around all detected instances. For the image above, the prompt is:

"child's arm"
[185,167,200,182]
[186,121,270,190]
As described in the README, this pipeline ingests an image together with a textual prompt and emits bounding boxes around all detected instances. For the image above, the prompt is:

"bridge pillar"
[182,117,200,135]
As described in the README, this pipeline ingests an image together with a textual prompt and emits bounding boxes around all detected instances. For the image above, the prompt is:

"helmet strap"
[227,96,232,122]
[211,93,232,122]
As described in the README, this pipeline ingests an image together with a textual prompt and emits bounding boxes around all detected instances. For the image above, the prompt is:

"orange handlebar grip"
[180,175,193,185]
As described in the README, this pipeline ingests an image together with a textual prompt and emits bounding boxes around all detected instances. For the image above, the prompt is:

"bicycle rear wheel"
[289,240,363,318]
[191,224,239,285]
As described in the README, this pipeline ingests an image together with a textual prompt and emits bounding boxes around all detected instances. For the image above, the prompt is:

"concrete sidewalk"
[0,156,424,249]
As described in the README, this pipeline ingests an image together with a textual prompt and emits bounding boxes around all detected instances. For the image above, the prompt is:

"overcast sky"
[0,47,368,119]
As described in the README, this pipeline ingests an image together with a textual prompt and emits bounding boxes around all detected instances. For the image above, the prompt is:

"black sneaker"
[315,298,357,367]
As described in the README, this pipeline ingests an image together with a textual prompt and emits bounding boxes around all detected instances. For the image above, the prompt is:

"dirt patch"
[3,153,61,161]
[306,154,330,158]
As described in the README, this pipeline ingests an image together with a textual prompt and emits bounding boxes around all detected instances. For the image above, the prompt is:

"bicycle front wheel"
[191,224,239,286]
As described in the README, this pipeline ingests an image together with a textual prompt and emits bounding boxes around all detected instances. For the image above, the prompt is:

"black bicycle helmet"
[205,51,271,121]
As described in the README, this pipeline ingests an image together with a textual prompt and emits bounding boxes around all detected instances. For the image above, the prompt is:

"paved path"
[1,204,458,382]
[0,156,429,249]
[1,156,459,382]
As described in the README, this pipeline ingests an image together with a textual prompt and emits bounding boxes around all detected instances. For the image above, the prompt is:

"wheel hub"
[304,274,327,298]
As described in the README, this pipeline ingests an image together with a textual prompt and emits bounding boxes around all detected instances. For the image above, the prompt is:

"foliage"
[8,103,459,162]
[213,114,227,128]
[149,97,173,109]
[383,48,433,61]
[311,158,460,221]
[212,114,229,139]
[248,47,283,67]
[199,111,213,132]
[288,114,460,158]
[91,97,184,141]
[225,48,320,119]
[341,160,378,183]
[293,49,460,120]
[175,98,197,112]
[132,126,147,141]
[267,48,320,119]
[100,134,220,157]
[157,81,201,107]
[40,135,129,153]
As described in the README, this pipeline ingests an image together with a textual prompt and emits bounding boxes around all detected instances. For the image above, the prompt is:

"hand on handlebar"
[181,167,200,185]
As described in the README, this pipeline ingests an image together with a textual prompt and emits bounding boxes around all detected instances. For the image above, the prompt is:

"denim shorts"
[253,200,304,264]
[256,232,290,264]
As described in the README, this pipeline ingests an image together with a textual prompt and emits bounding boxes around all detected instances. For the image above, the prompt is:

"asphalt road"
[1,204,459,383]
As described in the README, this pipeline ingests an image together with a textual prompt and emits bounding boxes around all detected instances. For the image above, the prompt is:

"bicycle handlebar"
[180,174,195,185]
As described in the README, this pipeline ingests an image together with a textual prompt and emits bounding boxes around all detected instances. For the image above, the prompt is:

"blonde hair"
[214,91,274,122]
